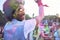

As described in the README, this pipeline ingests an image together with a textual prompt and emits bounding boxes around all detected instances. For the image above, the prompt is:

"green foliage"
[0,10,7,26]
[0,11,2,14]
[43,15,57,22]
[25,14,31,20]
[44,15,56,20]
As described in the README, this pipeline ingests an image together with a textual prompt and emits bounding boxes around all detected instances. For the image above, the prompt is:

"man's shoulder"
[25,19,36,22]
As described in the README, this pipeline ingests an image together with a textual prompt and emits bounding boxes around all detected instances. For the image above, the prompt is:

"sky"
[0,0,60,17]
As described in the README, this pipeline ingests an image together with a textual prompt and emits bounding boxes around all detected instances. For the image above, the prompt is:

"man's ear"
[13,13,17,18]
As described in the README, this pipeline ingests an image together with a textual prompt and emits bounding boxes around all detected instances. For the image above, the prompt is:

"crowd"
[32,21,60,40]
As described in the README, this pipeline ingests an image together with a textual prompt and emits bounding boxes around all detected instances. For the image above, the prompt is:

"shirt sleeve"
[24,19,36,39]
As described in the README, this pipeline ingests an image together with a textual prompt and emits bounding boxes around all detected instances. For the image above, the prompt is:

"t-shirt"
[4,19,36,40]
[54,29,60,40]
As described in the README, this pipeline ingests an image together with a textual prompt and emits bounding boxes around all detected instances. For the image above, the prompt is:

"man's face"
[16,8,25,21]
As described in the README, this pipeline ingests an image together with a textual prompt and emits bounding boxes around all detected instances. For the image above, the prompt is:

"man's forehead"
[20,8,24,11]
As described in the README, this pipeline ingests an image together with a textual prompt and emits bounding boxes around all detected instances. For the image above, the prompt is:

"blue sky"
[0,0,60,17]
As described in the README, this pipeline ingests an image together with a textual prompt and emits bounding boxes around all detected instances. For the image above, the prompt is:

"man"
[4,4,44,40]
[54,23,60,40]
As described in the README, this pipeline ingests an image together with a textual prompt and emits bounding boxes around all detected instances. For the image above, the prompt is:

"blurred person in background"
[49,22,57,40]
[54,23,60,40]
[41,23,51,40]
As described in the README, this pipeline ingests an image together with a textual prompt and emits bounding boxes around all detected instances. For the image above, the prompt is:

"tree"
[0,10,7,26]
[25,14,31,20]
[43,15,57,21]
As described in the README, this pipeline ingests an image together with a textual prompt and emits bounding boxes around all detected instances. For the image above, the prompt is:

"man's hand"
[43,4,49,7]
